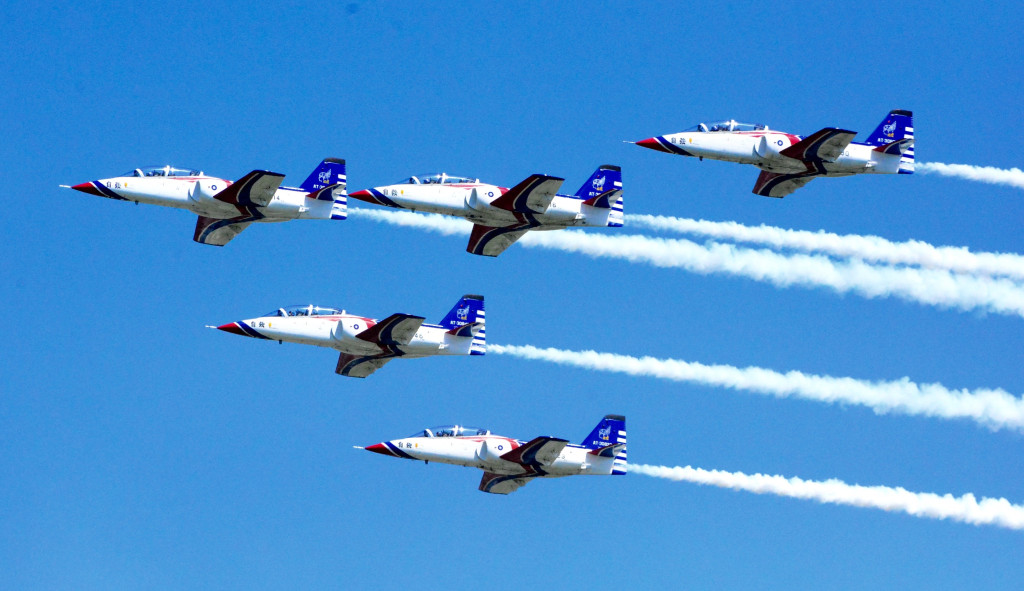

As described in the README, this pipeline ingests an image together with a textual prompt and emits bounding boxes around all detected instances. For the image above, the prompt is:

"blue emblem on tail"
[299,158,347,197]
[865,110,913,147]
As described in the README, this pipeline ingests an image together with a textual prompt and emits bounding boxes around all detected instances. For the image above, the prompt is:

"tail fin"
[581,415,627,475]
[576,165,623,227]
[438,295,485,355]
[865,110,914,174]
[299,158,347,199]
[575,165,622,205]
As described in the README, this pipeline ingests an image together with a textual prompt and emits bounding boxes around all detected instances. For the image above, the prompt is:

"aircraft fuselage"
[351,182,620,229]
[368,435,617,477]
[220,313,475,358]
[76,174,338,221]
[655,131,903,176]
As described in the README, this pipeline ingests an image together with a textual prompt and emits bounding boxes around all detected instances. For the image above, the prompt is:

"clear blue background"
[3,1,1023,589]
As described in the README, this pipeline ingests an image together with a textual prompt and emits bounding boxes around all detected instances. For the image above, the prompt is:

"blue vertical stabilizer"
[299,158,347,197]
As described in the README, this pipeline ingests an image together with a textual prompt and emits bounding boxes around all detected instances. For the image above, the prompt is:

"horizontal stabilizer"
[356,313,425,346]
[467,223,533,257]
[479,471,531,495]
[215,170,285,207]
[335,352,396,378]
[583,189,622,209]
[780,128,857,163]
[306,183,344,201]
[873,137,915,155]
[500,436,568,466]
[589,443,626,458]
[193,215,255,246]
[489,174,563,214]
[447,320,482,337]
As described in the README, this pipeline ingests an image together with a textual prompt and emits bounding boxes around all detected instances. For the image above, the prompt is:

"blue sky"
[3,1,1023,588]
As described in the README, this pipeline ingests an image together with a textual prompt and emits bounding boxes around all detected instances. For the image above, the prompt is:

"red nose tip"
[216,322,247,336]
[364,443,391,456]
[71,182,104,196]
[634,137,672,153]
[347,189,375,203]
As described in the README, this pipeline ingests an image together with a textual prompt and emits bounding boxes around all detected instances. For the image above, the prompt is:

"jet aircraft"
[358,415,627,494]
[348,166,623,256]
[634,110,914,197]
[66,158,347,245]
[212,295,485,378]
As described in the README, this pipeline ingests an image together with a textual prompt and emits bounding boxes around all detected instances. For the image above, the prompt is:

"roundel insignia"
[211,184,218,190]
[497,444,504,450]
[777,139,783,146]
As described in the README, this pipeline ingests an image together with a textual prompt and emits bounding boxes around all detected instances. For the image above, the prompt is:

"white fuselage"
[84,174,338,221]
[355,182,621,228]
[658,131,902,176]
[380,435,617,477]
[235,314,474,358]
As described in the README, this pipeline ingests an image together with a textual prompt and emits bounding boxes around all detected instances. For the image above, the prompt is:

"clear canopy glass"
[683,120,768,133]
[121,165,203,177]
[396,173,479,185]
[263,305,344,317]
[407,425,491,438]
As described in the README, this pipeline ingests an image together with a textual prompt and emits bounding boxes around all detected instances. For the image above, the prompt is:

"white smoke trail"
[628,213,1024,281]
[631,464,1024,530]
[488,344,1024,432]
[351,209,1024,318]
[917,162,1024,190]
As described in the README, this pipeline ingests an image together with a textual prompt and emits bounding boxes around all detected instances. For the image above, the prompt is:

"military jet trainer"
[66,158,347,245]
[358,415,627,494]
[634,110,914,197]
[211,295,485,378]
[348,165,623,256]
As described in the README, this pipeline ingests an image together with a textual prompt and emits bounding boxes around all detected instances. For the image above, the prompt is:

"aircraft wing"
[467,224,532,257]
[500,436,569,466]
[752,170,819,198]
[780,127,857,163]
[478,472,532,495]
[355,313,425,346]
[214,170,285,207]
[335,352,396,378]
[193,215,253,246]
[489,174,564,214]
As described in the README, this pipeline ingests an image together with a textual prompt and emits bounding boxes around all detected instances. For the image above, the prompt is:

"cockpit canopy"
[408,425,491,438]
[121,165,203,177]
[396,173,479,185]
[263,305,344,317]
[684,120,768,133]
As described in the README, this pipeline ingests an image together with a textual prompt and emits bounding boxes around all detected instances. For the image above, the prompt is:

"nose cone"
[635,137,673,153]
[364,443,392,456]
[71,181,105,196]
[216,322,249,336]
[347,189,378,204]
